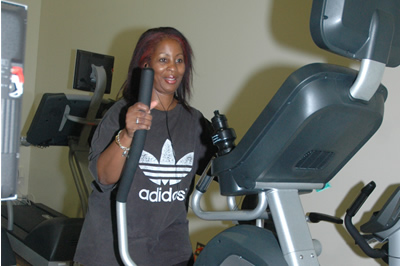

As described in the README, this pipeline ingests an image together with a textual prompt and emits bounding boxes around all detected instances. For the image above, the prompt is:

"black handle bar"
[116,68,154,203]
[344,181,386,259]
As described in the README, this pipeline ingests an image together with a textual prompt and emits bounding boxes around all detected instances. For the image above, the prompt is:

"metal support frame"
[267,189,319,266]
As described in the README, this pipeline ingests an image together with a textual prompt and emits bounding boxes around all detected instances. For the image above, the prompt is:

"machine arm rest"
[193,159,270,221]
[192,189,269,221]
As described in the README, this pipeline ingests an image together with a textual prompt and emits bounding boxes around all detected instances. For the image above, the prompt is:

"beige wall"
[15,0,399,265]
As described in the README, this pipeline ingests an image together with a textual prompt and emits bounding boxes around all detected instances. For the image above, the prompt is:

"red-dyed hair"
[123,27,194,110]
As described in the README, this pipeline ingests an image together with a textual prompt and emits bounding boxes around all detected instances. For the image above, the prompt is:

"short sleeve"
[88,99,128,191]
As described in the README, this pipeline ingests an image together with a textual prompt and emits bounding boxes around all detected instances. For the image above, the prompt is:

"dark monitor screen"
[26,93,114,146]
[73,49,114,94]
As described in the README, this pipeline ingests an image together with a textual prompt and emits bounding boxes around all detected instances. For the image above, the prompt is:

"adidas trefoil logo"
[139,139,193,186]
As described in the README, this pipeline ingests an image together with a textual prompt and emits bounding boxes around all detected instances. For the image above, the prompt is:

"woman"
[74,27,215,266]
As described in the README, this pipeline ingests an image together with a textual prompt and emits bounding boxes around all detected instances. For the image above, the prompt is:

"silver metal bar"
[78,65,107,147]
[267,189,319,266]
[227,196,238,211]
[227,195,270,220]
[388,230,400,266]
[349,59,385,102]
[191,190,268,221]
[255,182,324,191]
[256,219,265,228]
[116,202,136,266]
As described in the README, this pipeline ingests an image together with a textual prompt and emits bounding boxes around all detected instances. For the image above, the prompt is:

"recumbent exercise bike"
[191,0,400,265]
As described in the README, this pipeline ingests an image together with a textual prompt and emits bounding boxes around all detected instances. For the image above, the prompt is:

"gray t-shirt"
[74,99,214,266]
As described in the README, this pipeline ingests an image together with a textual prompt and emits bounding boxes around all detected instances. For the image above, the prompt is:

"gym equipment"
[345,181,400,265]
[1,201,83,265]
[2,49,114,265]
[191,0,400,265]
[116,67,154,266]
[25,92,114,214]
[2,1,27,264]
[1,0,27,200]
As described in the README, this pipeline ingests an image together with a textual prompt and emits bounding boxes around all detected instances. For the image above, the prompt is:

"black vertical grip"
[346,181,376,217]
[116,68,154,203]
[344,181,386,259]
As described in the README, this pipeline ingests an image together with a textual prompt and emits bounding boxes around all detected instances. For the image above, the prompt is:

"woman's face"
[149,38,185,96]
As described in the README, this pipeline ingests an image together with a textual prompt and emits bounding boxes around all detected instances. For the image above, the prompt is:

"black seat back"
[211,0,399,196]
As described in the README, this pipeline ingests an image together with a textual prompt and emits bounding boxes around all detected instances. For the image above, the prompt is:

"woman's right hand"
[124,101,158,138]
[97,100,158,185]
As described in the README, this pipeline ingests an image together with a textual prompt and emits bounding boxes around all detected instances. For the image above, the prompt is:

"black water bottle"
[211,110,236,156]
